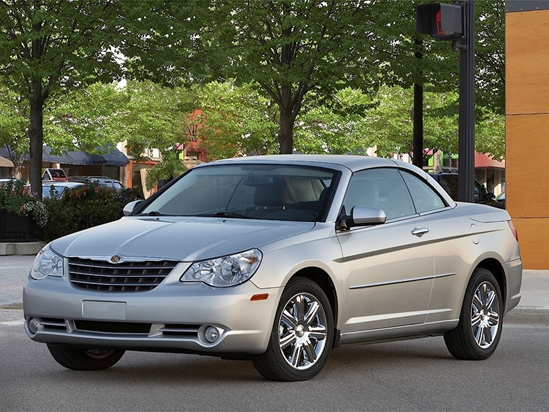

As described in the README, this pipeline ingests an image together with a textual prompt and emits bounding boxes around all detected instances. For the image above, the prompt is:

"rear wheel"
[444,268,503,360]
[47,345,125,370]
[253,277,334,381]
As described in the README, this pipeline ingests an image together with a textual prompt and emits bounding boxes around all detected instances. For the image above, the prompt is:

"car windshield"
[139,164,337,222]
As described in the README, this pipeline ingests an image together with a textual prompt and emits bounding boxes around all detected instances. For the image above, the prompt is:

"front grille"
[68,258,178,292]
[74,320,151,334]
[40,318,67,332]
[72,321,200,338]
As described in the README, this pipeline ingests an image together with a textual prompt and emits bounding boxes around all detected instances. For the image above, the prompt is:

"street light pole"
[457,0,475,202]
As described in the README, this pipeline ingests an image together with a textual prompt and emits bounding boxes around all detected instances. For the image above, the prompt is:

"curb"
[504,307,549,326]
[0,242,46,256]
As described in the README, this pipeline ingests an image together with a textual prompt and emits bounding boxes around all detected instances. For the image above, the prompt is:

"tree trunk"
[278,107,294,154]
[29,80,44,199]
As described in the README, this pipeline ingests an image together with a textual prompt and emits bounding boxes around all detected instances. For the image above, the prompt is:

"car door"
[336,167,435,334]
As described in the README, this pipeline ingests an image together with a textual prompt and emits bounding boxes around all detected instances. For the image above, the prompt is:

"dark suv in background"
[429,171,488,203]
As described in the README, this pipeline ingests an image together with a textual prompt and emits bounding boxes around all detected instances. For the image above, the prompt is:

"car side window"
[400,171,446,213]
[343,168,416,219]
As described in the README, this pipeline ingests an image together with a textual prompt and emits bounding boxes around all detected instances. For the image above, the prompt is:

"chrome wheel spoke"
[280,331,297,350]
[304,301,320,326]
[472,294,483,312]
[277,290,329,371]
[281,309,298,330]
[485,291,496,311]
[294,295,306,321]
[471,281,500,349]
[471,313,482,327]
[474,326,483,346]
[290,343,302,367]
[308,325,327,341]
[302,340,317,364]
[487,311,499,326]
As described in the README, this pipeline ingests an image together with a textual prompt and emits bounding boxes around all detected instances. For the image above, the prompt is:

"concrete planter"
[0,208,39,242]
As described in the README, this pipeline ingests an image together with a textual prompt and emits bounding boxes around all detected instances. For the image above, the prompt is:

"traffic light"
[417,3,463,40]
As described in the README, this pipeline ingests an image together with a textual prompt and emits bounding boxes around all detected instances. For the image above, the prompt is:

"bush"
[39,184,142,241]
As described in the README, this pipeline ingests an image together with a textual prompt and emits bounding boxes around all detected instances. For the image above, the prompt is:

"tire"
[444,267,503,360]
[47,345,125,370]
[252,277,334,381]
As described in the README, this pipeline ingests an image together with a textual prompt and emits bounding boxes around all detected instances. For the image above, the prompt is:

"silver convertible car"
[24,155,522,381]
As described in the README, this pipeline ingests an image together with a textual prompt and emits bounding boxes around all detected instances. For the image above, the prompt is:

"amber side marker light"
[250,294,269,301]
[508,220,518,242]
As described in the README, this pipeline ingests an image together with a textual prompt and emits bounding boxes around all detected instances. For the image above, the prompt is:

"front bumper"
[23,271,282,356]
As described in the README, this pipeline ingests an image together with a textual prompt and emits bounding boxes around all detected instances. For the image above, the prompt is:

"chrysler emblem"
[110,255,123,264]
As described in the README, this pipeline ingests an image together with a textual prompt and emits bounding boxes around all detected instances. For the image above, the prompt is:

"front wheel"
[444,268,503,360]
[252,277,334,381]
[47,345,125,370]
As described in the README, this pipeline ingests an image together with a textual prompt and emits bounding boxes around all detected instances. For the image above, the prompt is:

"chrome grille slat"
[68,258,177,292]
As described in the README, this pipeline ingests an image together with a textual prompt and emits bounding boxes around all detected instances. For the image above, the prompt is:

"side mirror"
[123,200,143,216]
[349,206,387,227]
[336,205,387,230]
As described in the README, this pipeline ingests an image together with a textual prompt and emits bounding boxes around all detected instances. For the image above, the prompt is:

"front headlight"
[180,248,262,287]
[31,245,64,280]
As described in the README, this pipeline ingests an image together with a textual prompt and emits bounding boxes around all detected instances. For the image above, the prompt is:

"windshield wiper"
[143,211,170,216]
[196,211,251,219]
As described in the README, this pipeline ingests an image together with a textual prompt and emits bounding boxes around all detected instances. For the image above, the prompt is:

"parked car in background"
[68,176,124,191]
[24,155,522,381]
[0,177,25,187]
[429,171,488,203]
[42,182,84,199]
[42,168,68,182]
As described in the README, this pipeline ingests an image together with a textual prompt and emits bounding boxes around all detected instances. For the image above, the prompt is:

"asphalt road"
[1,308,548,412]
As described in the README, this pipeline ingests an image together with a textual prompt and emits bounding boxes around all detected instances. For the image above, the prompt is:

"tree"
[0,0,128,196]
[195,81,279,159]
[0,81,29,176]
[121,80,196,189]
[0,0,198,197]
[44,82,127,153]
[198,0,381,154]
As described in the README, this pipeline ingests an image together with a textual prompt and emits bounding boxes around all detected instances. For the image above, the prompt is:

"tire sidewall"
[461,268,503,359]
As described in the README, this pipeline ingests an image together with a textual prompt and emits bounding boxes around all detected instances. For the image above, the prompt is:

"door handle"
[411,227,429,237]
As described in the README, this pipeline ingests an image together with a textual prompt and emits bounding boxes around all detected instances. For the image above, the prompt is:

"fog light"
[204,326,220,343]
[28,318,39,334]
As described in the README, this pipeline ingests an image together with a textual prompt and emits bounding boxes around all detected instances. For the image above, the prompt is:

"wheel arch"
[290,267,339,330]
[475,258,507,311]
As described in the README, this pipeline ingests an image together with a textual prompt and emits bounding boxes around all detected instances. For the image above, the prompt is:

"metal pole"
[457,0,475,202]
[413,39,424,169]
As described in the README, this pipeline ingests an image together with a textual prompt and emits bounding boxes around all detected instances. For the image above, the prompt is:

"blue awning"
[1,145,129,167]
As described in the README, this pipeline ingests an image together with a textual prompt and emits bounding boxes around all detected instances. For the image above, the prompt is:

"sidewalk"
[1,254,548,324]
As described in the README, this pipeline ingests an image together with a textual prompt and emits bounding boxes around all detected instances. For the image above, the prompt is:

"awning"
[1,145,129,167]
[89,148,131,167]
[0,155,14,167]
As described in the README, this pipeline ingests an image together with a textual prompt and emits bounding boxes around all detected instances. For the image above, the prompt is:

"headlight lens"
[31,246,64,280]
[180,249,262,287]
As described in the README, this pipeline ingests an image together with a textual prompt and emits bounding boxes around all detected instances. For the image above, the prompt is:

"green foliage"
[121,80,196,189]
[0,0,507,171]
[295,88,376,155]
[44,83,128,154]
[195,81,279,158]
[38,185,141,241]
[198,0,384,153]
[0,0,191,195]
[0,82,29,172]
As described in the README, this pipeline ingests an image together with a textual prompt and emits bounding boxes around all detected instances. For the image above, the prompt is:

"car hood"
[50,216,315,262]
